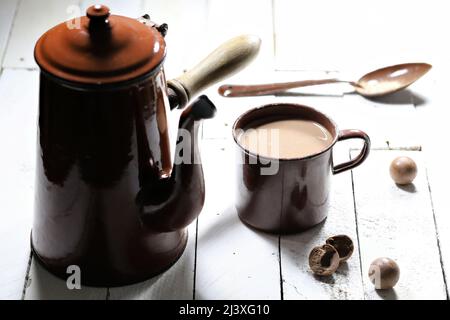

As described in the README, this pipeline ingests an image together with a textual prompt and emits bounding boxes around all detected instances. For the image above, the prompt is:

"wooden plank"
[273,0,448,72]
[0,69,39,299]
[425,150,450,299]
[3,0,81,69]
[108,223,196,300]
[414,73,450,298]
[280,147,364,300]
[0,0,18,68]
[352,150,446,299]
[24,257,107,300]
[341,94,419,149]
[195,139,281,300]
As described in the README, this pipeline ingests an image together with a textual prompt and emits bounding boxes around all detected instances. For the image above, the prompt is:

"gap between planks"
[278,235,283,300]
[21,250,33,300]
[425,170,449,300]
[350,152,365,295]
[192,217,199,300]
[0,0,20,69]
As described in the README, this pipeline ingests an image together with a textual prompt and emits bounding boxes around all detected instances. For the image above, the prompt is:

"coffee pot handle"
[333,129,371,174]
[167,34,261,109]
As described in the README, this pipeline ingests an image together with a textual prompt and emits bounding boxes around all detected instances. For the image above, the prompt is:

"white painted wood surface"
[352,150,446,299]
[281,147,364,300]
[0,0,18,67]
[341,94,419,149]
[273,0,449,72]
[24,225,196,300]
[108,223,197,300]
[141,0,209,79]
[3,0,80,69]
[414,76,450,297]
[24,258,108,300]
[0,0,448,300]
[0,69,38,299]
[195,139,281,300]
[205,0,274,74]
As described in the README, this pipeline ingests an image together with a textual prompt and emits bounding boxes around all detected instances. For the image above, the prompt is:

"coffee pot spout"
[137,96,216,232]
[137,35,260,232]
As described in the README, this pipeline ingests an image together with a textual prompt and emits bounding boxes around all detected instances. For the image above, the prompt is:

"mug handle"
[332,129,371,175]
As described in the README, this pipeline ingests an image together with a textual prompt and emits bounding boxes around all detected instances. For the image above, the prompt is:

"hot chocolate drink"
[237,118,333,158]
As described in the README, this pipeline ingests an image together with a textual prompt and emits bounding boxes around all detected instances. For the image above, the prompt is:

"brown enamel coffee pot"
[32,5,260,286]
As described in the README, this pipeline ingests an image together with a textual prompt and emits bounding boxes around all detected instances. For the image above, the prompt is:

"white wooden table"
[1,0,449,300]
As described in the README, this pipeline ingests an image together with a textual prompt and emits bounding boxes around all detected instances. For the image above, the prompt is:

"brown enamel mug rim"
[232,103,340,162]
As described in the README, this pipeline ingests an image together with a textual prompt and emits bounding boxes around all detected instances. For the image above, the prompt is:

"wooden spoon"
[218,63,432,98]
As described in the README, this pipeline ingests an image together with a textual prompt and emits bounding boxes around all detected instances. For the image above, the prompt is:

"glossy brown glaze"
[32,71,213,286]
[34,5,166,84]
[356,62,432,97]
[233,103,370,234]
[32,5,259,286]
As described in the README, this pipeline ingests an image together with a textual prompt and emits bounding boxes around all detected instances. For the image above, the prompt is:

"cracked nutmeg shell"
[309,244,340,276]
[326,235,354,262]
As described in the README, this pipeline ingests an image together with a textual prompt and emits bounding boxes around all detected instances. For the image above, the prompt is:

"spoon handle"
[218,78,351,97]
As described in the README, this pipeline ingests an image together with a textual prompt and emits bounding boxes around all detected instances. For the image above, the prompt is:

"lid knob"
[86,4,111,30]
[35,4,167,84]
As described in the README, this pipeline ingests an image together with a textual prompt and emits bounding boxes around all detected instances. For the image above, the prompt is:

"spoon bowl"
[355,63,432,97]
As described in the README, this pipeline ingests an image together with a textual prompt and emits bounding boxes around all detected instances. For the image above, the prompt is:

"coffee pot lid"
[34,5,166,85]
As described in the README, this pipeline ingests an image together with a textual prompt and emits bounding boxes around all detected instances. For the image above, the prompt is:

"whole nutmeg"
[326,235,354,262]
[309,244,340,276]
[368,257,400,289]
[389,156,417,185]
